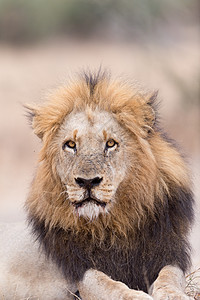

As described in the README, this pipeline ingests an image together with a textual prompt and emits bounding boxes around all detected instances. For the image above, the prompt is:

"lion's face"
[56,108,129,220]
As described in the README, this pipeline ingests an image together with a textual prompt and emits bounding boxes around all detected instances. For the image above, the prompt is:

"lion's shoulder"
[0,222,75,299]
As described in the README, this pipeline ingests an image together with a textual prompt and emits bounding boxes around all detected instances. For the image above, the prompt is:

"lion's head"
[26,71,190,242]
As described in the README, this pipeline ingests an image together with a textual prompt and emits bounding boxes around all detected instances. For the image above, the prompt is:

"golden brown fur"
[26,75,190,243]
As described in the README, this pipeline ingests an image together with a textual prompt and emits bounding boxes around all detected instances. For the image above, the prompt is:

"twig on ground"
[66,288,81,300]
[185,268,200,299]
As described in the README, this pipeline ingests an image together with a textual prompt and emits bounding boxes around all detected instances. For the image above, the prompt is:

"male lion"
[0,71,194,299]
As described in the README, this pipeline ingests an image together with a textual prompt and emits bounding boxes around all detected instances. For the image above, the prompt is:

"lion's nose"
[75,177,103,189]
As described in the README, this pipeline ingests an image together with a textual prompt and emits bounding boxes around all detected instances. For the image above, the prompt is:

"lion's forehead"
[61,109,124,141]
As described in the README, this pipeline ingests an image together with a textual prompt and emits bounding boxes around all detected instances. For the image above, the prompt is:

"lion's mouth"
[73,197,106,209]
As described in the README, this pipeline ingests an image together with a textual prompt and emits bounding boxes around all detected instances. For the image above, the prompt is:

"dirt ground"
[0,35,199,277]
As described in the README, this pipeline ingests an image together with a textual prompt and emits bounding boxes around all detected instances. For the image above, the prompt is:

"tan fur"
[78,269,153,300]
[0,222,75,299]
[79,267,192,300]
[151,266,193,300]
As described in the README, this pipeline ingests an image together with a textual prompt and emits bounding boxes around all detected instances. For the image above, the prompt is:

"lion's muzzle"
[75,176,103,189]
[72,176,108,219]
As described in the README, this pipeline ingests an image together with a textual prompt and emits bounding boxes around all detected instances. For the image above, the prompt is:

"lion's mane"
[26,71,194,292]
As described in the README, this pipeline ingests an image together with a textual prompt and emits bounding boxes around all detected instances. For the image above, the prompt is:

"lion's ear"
[146,90,158,107]
[143,90,158,135]
[24,104,44,139]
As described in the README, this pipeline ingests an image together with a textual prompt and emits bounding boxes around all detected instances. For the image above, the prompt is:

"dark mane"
[82,68,109,95]
[28,187,193,292]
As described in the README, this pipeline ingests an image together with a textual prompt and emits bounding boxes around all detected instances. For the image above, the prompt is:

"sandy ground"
[0,36,199,275]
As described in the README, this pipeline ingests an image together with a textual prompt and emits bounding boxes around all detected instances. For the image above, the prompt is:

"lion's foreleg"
[78,269,153,300]
[150,265,192,300]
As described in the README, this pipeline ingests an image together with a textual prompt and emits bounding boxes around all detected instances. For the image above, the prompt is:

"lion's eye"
[106,139,117,149]
[63,140,76,150]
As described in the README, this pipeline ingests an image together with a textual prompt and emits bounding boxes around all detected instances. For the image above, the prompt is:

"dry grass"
[186,268,200,299]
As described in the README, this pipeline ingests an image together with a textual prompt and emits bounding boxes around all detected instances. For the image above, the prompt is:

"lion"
[0,70,194,300]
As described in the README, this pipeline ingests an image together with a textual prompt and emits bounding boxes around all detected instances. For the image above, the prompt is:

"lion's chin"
[75,202,108,220]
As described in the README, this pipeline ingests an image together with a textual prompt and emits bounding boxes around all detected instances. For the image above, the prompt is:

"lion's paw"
[152,290,193,300]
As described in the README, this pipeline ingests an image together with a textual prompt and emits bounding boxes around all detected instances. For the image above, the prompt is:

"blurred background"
[0,0,199,277]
